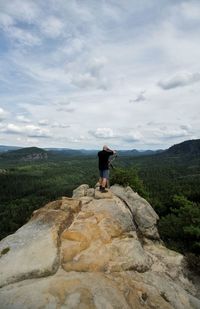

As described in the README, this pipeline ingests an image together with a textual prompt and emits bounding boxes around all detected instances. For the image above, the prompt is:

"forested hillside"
[0,157,98,240]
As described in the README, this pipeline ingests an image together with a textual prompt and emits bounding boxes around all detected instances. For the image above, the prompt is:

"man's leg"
[100,170,109,192]
[99,177,103,190]
[99,170,103,190]
[102,177,107,188]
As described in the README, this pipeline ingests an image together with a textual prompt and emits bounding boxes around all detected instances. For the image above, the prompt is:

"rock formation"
[0,184,199,309]
[21,151,48,161]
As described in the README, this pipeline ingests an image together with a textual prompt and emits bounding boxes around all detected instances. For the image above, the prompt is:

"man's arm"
[106,147,116,155]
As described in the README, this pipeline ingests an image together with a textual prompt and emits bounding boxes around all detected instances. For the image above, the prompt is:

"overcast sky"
[0,0,199,150]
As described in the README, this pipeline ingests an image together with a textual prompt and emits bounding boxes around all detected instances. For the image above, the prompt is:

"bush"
[110,167,148,198]
[159,195,200,253]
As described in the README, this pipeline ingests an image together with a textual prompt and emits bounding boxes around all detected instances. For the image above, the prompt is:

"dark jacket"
[98,150,114,170]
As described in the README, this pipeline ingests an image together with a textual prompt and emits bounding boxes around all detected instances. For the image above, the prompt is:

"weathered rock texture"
[0,184,199,309]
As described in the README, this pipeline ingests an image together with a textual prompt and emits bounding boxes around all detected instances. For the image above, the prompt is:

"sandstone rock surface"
[0,184,199,309]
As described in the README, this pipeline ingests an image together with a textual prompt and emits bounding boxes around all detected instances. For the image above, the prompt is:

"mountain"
[0,147,48,162]
[0,145,21,153]
[1,139,199,160]
[163,139,200,156]
[0,184,199,308]
[47,148,98,156]
[118,149,163,156]
[47,148,163,157]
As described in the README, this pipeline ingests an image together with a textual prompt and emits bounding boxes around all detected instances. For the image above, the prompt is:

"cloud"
[24,124,51,138]
[130,90,146,103]
[122,131,143,143]
[56,107,75,113]
[16,115,31,123]
[89,128,115,139]
[55,100,75,112]
[180,124,192,131]
[38,119,49,126]
[158,72,200,90]
[2,1,40,23]
[40,16,65,38]
[154,125,191,139]
[1,123,22,134]
[66,135,87,143]
[56,101,71,106]
[60,38,85,57]
[51,122,70,128]
[66,57,108,90]
[0,108,7,121]
[6,26,41,46]
[1,123,51,138]
[0,2,41,46]
[0,13,14,28]
[179,2,200,21]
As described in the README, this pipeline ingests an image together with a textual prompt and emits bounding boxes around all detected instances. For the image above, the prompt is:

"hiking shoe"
[100,188,108,193]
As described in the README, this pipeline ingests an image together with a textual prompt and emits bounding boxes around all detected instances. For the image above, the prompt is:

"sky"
[0,0,199,150]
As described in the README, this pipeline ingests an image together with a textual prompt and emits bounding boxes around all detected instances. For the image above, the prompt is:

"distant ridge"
[0,139,199,159]
[117,149,163,156]
[164,139,200,156]
[0,145,21,153]
[0,147,48,162]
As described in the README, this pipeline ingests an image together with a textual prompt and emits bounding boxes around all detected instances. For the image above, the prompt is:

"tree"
[110,167,148,198]
[159,195,200,253]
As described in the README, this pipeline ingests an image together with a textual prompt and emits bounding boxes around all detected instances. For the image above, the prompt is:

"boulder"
[72,184,89,198]
[111,185,160,239]
[0,197,80,288]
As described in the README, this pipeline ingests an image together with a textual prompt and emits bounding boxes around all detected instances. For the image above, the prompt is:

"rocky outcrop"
[0,169,7,174]
[110,185,159,239]
[0,185,199,309]
[21,152,48,161]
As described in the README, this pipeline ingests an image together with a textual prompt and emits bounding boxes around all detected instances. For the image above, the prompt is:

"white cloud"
[51,122,70,128]
[179,2,200,21]
[180,124,192,131]
[66,57,108,90]
[158,72,200,90]
[7,26,41,46]
[0,13,14,28]
[60,38,85,56]
[25,125,51,138]
[56,107,75,112]
[40,16,64,38]
[16,115,31,123]
[89,128,115,139]
[1,123,51,138]
[2,123,23,134]
[2,1,40,23]
[0,1,41,46]
[130,90,146,103]
[38,119,49,126]
[153,125,192,140]
[122,131,143,143]
[0,108,7,121]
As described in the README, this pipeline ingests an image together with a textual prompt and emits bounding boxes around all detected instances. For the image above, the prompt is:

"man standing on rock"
[98,145,116,193]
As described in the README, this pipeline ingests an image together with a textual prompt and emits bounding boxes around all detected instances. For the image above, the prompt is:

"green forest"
[0,144,200,271]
